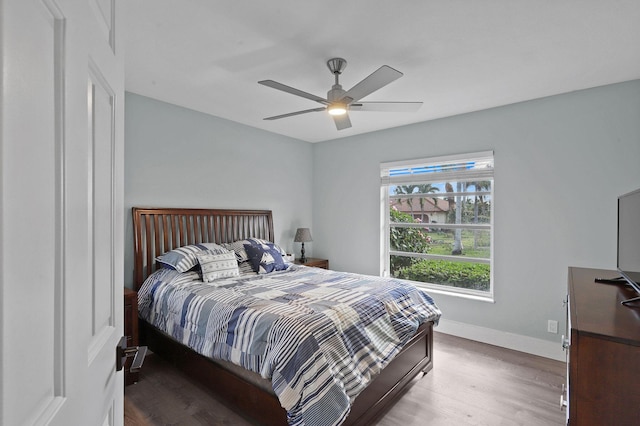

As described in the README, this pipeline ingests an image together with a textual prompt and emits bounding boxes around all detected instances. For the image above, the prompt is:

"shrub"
[395,259,490,291]
[390,208,429,270]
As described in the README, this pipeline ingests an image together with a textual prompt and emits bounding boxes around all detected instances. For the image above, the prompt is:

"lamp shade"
[294,228,312,243]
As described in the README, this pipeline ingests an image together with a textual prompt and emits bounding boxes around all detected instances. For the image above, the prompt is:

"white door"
[1,0,124,425]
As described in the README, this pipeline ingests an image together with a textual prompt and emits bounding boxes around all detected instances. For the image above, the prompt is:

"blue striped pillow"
[156,243,229,273]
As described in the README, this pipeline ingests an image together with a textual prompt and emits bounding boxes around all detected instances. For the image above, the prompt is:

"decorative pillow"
[244,242,288,274]
[156,243,229,273]
[238,261,257,275]
[223,238,286,263]
[197,251,240,283]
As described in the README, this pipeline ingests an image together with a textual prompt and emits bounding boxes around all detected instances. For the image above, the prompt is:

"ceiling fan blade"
[340,65,403,103]
[332,113,352,130]
[264,107,326,121]
[258,80,329,105]
[350,102,423,112]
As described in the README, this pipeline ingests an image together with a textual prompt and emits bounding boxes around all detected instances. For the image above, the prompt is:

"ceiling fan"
[258,58,422,130]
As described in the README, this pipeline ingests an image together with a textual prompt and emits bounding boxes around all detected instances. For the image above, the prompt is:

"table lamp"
[294,228,312,263]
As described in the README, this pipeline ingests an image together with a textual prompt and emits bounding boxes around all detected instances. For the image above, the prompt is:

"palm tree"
[394,185,419,218]
[471,180,491,223]
[444,182,462,254]
[416,184,439,222]
[451,181,465,255]
[469,180,491,249]
[444,182,455,223]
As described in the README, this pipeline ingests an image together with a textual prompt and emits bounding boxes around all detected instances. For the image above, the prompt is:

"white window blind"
[381,151,494,186]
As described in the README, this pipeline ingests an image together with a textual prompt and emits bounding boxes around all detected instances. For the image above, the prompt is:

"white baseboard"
[435,319,566,362]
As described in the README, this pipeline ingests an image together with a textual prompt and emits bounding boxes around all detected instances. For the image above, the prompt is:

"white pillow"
[197,251,240,283]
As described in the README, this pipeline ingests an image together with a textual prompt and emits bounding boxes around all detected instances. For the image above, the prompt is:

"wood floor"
[124,332,566,426]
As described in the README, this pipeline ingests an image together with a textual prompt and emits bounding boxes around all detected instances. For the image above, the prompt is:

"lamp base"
[299,243,306,263]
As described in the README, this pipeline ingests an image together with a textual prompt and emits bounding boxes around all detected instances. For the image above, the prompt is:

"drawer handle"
[560,384,568,411]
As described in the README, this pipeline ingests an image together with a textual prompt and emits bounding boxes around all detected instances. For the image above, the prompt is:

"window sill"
[413,282,495,303]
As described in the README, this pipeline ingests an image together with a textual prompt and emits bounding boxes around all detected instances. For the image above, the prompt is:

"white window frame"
[380,151,494,301]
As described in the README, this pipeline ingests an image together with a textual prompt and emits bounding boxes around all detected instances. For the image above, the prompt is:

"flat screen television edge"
[616,187,640,305]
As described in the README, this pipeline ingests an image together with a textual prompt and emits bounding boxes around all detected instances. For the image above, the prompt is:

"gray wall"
[124,81,640,348]
[124,93,314,288]
[311,80,640,344]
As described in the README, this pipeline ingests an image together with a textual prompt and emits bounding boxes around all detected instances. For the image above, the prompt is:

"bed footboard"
[140,320,433,426]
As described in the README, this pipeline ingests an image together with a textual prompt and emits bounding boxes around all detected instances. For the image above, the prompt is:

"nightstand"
[294,258,329,269]
[123,287,139,386]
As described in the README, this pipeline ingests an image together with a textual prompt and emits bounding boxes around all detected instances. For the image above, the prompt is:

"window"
[380,151,494,299]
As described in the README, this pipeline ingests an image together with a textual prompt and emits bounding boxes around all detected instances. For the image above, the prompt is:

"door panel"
[1,0,66,423]
[88,63,116,357]
[91,0,116,52]
[1,0,124,424]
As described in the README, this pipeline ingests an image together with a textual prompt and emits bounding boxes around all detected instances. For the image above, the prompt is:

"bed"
[132,207,441,426]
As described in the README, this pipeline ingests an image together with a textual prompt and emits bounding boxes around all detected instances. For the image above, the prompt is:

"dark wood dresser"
[565,267,640,425]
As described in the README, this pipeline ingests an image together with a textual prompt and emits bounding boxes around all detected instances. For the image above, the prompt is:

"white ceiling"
[123,0,640,143]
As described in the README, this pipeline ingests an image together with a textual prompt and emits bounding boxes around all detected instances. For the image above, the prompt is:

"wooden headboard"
[132,207,274,290]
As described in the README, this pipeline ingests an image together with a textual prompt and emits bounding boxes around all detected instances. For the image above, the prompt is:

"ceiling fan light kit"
[259,58,422,130]
[328,103,347,116]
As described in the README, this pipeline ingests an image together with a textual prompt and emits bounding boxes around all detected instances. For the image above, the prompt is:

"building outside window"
[380,151,494,300]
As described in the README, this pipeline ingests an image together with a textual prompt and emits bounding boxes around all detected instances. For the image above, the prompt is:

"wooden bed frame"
[132,207,434,426]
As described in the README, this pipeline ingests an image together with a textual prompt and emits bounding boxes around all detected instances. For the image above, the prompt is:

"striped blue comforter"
[138,265,441,426]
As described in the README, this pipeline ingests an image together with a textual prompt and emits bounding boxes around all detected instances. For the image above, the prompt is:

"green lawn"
[424,229,490,259]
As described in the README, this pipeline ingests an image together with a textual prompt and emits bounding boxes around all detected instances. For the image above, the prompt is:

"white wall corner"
[435,318,566,362]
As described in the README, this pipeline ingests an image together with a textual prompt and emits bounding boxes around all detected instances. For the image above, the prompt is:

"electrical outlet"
[548,320,558,334]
